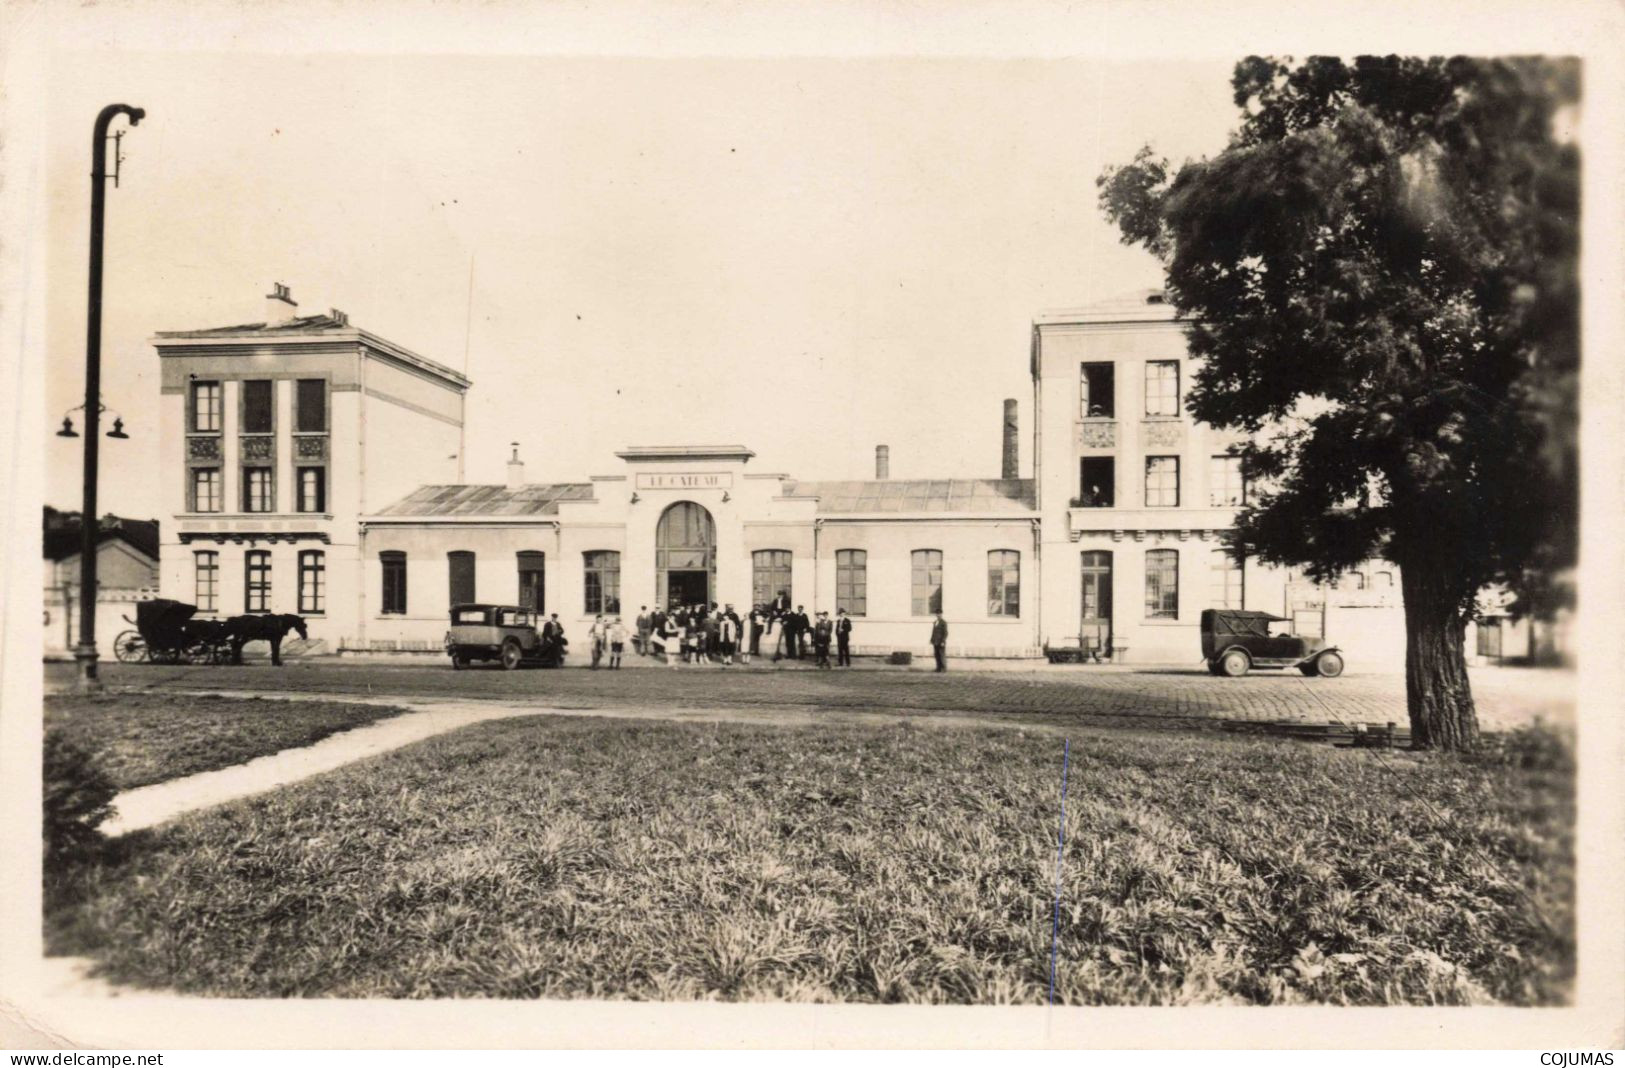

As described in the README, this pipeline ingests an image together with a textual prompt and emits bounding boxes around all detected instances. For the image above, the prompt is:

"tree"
[1098,57,1578,749]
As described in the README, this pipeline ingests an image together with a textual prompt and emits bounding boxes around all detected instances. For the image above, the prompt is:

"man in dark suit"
[793,605,811,659]
[930,612,948,672]
[772,590,791,617]
[813,612,834,668]
[835,608,853,667]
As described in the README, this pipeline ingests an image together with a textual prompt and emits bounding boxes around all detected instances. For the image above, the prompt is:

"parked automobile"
[1200,608,1344,677]
[444,604,564,669]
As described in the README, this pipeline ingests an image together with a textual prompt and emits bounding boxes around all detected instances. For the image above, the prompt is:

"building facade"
[43,510,160,660]
[157,285,1407,663]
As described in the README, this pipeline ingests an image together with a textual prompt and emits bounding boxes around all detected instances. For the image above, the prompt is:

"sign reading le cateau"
[635,472,733,491]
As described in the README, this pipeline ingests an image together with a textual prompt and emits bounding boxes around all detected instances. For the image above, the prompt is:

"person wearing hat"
[813,611,834,669]
[836,608,854,667]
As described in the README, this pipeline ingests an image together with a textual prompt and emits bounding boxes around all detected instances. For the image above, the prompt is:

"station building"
[155,284,1366,663]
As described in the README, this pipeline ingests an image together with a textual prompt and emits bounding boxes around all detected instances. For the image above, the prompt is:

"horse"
[224,614,308,666]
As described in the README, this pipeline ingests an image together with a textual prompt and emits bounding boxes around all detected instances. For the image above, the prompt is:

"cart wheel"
[1315,651,1345,678]
[112,630,147,663]
[500,638,523,670]
[1218,649,1250,677]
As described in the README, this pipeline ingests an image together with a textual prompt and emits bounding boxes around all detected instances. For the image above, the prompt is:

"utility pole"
[73,103,145,692]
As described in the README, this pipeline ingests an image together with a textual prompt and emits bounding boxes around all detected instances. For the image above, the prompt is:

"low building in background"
[43,507,160,660]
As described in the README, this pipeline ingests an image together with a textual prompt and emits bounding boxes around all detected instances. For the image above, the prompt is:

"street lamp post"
[73,103,145,692]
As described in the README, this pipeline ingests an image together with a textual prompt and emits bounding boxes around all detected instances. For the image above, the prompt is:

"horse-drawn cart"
[112,599,233,665]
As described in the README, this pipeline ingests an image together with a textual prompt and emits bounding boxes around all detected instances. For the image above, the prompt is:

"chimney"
[264,282,298,325]
[1002,398,1019,480]
[506,443,525,490]
[875,444,890,480]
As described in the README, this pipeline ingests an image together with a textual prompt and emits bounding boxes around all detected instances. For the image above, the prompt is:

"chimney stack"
[506,443,525,490]
[264,282,298,325]
[1002,398,1019,480]
[875,444,890,480]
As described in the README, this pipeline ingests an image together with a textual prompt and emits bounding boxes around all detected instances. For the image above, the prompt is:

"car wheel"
[500,638,523,670]
[1315,651,1345,678]
[1218,649,1250,677]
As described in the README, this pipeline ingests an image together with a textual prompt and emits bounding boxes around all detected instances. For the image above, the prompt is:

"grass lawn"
[47,717,1573,1004]
[45,693,409,789]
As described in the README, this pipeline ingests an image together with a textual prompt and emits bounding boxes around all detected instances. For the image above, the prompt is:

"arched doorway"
[656,501,716,609]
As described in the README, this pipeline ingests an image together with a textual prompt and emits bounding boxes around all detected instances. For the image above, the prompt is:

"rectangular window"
[299,550,326,614]
[448,550,476,607]
[1078,457,1115,507]
[244,467,274,513]
[191,468,221,513]
[1209,548,1244,610]
[380,551,407,614]
[1145,549,1179,619]
[1145,360,1180,417]
[295,379,327,433]
[189,381,221,433]
[987,550,1020,617]
[517,551,545,612]
[1209,455,1246,507]
[194,551,219,613]
[245,550,272,613]
[241,380,274,434]
[297,467,326,513]
[1080,362,1116,418]
[911,549,943,616]
[584,551,621,614]
[835,549,867,616]
[1145,456,1180,507]
[752,549,793,607]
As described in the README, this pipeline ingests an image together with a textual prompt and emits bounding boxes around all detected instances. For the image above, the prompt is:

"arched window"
[448,550,476,607]
[584,551,621,614]
[517,551,545,612]
[835,550,866,616]
[987,550,1020,617]
[657,502,715,609]
[1145,549,1178,619]
[299,550,326,614]
[911,550,943,616]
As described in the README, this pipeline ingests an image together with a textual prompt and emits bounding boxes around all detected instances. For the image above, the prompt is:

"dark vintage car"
[1201,608,1344,678]
[444,604,565,670]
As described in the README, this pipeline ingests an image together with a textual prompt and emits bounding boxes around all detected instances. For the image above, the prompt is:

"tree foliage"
[1100,56,1577,601]
[1098,57,1578,747]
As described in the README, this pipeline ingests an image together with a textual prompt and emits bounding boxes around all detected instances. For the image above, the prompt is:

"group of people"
[568,598,951,672]
[621,595,856,669]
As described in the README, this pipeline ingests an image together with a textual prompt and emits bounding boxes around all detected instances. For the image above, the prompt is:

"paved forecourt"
[55,658,1574,734]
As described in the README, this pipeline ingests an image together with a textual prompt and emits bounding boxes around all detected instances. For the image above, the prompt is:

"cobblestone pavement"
[49,658,1574,734]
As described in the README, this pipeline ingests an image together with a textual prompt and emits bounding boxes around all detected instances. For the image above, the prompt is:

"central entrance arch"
[655,501,716,609]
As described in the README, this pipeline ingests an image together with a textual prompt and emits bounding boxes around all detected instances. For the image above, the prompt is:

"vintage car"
[1200,608,1344,678]
[444,604,564,669]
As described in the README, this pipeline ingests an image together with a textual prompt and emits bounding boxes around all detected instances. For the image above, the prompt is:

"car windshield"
[453,608,489,624]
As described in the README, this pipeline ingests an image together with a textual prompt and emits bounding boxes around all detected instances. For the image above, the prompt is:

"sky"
[43,51,1243,517]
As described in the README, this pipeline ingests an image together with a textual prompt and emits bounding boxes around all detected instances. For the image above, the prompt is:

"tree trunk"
[1399,565,1479,750]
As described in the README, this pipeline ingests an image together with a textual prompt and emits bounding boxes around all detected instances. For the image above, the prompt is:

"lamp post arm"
[75,103,143,691]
